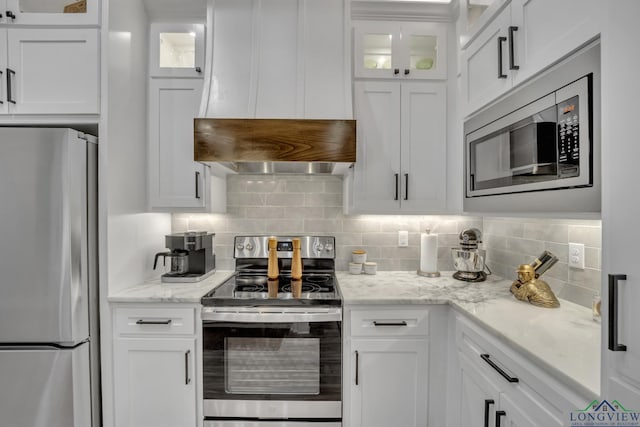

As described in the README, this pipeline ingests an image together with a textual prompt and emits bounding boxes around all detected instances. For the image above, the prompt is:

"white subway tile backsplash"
[484,217,602,309]
[523,223,568,243]
[172,175,602,309]
[568,225,602,247]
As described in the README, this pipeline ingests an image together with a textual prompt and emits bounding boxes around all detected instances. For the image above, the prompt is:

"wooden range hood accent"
[194,119,356,163]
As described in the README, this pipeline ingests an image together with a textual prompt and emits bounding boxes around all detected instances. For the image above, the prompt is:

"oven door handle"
[202,307,342,323]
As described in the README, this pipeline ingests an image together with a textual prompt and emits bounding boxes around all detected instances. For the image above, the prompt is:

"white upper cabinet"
[1,0,100,26]
[203,0,350,119]
[350,81,447,214]
[461,0,600,116]
[149,23,205,78]
[148,78,215,211]
[354,21,447,80]
[0,27,99,115]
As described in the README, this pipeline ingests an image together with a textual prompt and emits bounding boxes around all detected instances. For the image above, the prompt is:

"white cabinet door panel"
[602,0,640,398]
[0,30,6,114]
[400,82,446,212]
[511,0,600,85]
[353,81,401,212]
[149,78,207,209]
[350,339,429,427]
[463,5,511,116]
[114,338,197,427]
[6,28,99,114]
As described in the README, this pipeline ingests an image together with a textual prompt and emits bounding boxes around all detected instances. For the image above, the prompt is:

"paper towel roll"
[420,230,438,273]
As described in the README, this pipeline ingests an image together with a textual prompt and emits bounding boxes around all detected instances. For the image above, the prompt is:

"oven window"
[226,337,320,395]
[203,321,341,401]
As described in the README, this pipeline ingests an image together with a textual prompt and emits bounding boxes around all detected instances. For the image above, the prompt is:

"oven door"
[202,307,342,422]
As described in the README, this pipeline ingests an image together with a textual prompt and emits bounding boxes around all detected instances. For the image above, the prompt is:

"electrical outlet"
[569,243,585,269]
[398,230,409,247]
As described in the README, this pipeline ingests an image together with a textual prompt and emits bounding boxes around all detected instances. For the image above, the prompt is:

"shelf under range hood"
[194,118,356,175]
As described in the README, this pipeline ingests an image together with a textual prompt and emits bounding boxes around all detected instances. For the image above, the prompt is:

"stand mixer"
[451,228,491,282]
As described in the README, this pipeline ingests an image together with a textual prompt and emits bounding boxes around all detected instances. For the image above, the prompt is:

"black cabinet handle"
[608,274,627,351]
[404,68,410,75]
[6,68,15,104]
[355,350,359,385]
[484,399,495,427]
[481,353,519,383]
[508,26,519,70]
[195,171,201,199]
[394,68,400,75]
[195,66,202,73]
[185,350,191,385]
[495,410,506,427]
[373,321,408,326]
[497,37,507,79]
[404,173,409,200]
[136,319,172,325]
[394,173,399,201]
[0,69,3,105]
[6,10,15,20]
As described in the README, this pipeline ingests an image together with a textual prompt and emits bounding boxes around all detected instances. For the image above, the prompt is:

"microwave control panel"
[557,95,580,177]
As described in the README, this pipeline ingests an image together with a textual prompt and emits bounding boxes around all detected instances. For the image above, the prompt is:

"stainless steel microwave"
[463,42,600,214]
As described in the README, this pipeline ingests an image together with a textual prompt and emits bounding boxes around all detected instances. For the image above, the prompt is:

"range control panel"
[234,236,335,259]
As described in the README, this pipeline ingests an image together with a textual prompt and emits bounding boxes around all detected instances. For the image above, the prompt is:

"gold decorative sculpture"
[510,253,561,308]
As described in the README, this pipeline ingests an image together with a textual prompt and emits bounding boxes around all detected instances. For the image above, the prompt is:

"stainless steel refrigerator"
[0,128,100,427]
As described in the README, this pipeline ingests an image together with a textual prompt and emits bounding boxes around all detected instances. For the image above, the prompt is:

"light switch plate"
[569,242,585,269]
[398,230,409,247]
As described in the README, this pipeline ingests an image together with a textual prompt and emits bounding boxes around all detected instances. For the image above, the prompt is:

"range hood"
[194,118,356,175]
[193,0,355,175]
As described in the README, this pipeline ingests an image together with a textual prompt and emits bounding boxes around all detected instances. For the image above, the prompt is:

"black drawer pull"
[136,319,172,325]
[608,274,627,351]
[373,321,408,326]
[508,26,519,70]
[495,410,506,427]
[355,350,359,385]
[481,353,519,383]
[185,350,191,385]
[484,399,494,427]
[497,37,507,79]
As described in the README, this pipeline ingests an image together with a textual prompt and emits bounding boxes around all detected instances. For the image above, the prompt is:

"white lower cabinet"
[350,339,428,427]
[345,305,445,427]
[112,305,201,427]
[453,313,585,427]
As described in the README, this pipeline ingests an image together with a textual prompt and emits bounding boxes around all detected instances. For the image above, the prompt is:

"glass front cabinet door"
[2,0,100,25]
[149,22,205,78]
[354,21,447,80]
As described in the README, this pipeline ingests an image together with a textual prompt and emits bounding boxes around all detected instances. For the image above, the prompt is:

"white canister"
[349,262,363,274]
[352,250,367,264]
[363,262,377,275]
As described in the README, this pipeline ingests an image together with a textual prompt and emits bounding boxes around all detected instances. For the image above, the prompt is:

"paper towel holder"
[418,229,440,278]
[418,270,441,277]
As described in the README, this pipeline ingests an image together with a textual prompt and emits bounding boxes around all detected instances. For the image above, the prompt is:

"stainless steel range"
[201,235,342,427]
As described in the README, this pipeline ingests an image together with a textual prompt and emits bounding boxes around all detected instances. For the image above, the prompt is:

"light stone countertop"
[108,270,235,303]
[337,270,601,399]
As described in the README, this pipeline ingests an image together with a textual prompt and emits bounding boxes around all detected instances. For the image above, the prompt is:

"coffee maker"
[153,231,215,282]
[451,228,490,282]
